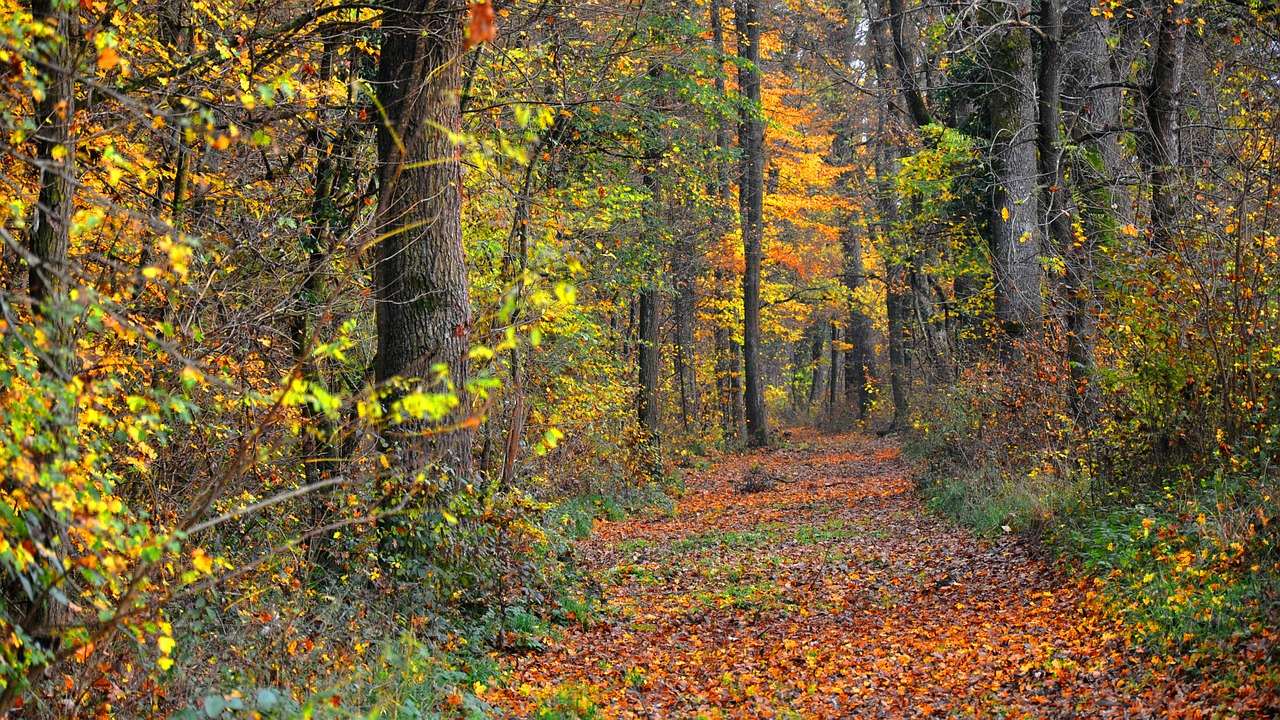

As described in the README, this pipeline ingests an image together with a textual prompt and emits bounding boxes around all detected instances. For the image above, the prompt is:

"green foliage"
[909,350,1280,664]
[173,633,497,719]
[533,684,600,720]
[1059,475,1280,658]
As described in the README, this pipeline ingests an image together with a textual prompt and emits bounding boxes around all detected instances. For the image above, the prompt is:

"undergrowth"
[906,366,1280,674]
[151,470,680,719]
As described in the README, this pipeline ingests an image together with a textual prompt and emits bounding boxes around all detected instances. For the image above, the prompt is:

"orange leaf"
[96,47,119,71]
[464,1,497,50]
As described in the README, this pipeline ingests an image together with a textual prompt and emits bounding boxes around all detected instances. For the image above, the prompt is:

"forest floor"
[488,429,1270,719]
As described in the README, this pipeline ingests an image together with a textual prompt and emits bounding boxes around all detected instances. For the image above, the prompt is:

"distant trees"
[836,0,1280,478]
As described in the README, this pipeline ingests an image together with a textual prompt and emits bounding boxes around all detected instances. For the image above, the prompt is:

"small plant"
[734,463,783,494]
[623,666,648,688]
[535,684,600,719]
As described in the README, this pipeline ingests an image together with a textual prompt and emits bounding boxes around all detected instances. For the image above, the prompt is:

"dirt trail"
[489,430,1224,719]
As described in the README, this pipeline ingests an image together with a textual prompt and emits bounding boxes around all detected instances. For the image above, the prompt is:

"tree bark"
[28,0,76,352]
[736,0,768,446]
[1145,0,1187,249]
[374,0,473,471]
[807,323,824,405]
[886,0,931,128]
[709,0,742,441]
[841,226,876,418]
[637,290,661,444]
[885,251,910,427]
[672,234,700,431]
[1058,0,1123,419]
[986,10,1042,349]
[862,0,915,429]
[1038,0,1097,420]
[828,321,841,411]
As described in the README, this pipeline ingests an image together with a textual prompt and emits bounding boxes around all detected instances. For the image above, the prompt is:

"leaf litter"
[489,430,1279,718]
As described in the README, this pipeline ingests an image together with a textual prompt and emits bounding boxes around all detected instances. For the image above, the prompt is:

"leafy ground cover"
[489,430,1279,719]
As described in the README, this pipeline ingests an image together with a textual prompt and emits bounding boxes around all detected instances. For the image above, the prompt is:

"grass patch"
[694,581,790,613]
[793,519,877,544]
[918,463,1089,536]
[670,526,782,553]
[614,539,651,553]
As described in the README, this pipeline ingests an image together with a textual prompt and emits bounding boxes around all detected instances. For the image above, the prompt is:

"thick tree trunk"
[986,13,1042,348]
[1038,0,1097,420]
[709,0,741,441]
[863,0,915,429]
[1059,0,1123,419]
[374,0,473,471]
[1145,0,1187,249]
[885,262,910,427]
[736,0,768,446]
[1063,0,1125,219]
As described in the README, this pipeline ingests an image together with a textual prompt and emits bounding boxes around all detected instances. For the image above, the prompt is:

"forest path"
[489,430,1190,719]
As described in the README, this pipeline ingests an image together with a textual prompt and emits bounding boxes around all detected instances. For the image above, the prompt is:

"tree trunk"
[28,0,76,356]
[807,323,824,405]
[885,262,910,427]
[736,0,768,446]
[841,227,876,419]
[986,12,1042,349]
[886,0,931,128]
[2,1,78,706]
[1145,0,1187,249]
[709,0,740,441]
[863,0,916,429]
[672,233,700,431]
[828,321,841,411]
[637,290,661,446]
[500,156,539,489]
[1059,0,1123,419]
[713,320,731,431]
[293,39,354,564]
[1038,0,1096,420]
[374,0,473,471]
[711,0,731,202]
[729,332,745,439]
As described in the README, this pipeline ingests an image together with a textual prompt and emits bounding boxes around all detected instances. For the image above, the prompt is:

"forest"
[0,0,1278,716]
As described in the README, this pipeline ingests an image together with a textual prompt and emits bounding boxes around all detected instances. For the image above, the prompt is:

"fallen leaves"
[489,431,1280,718]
